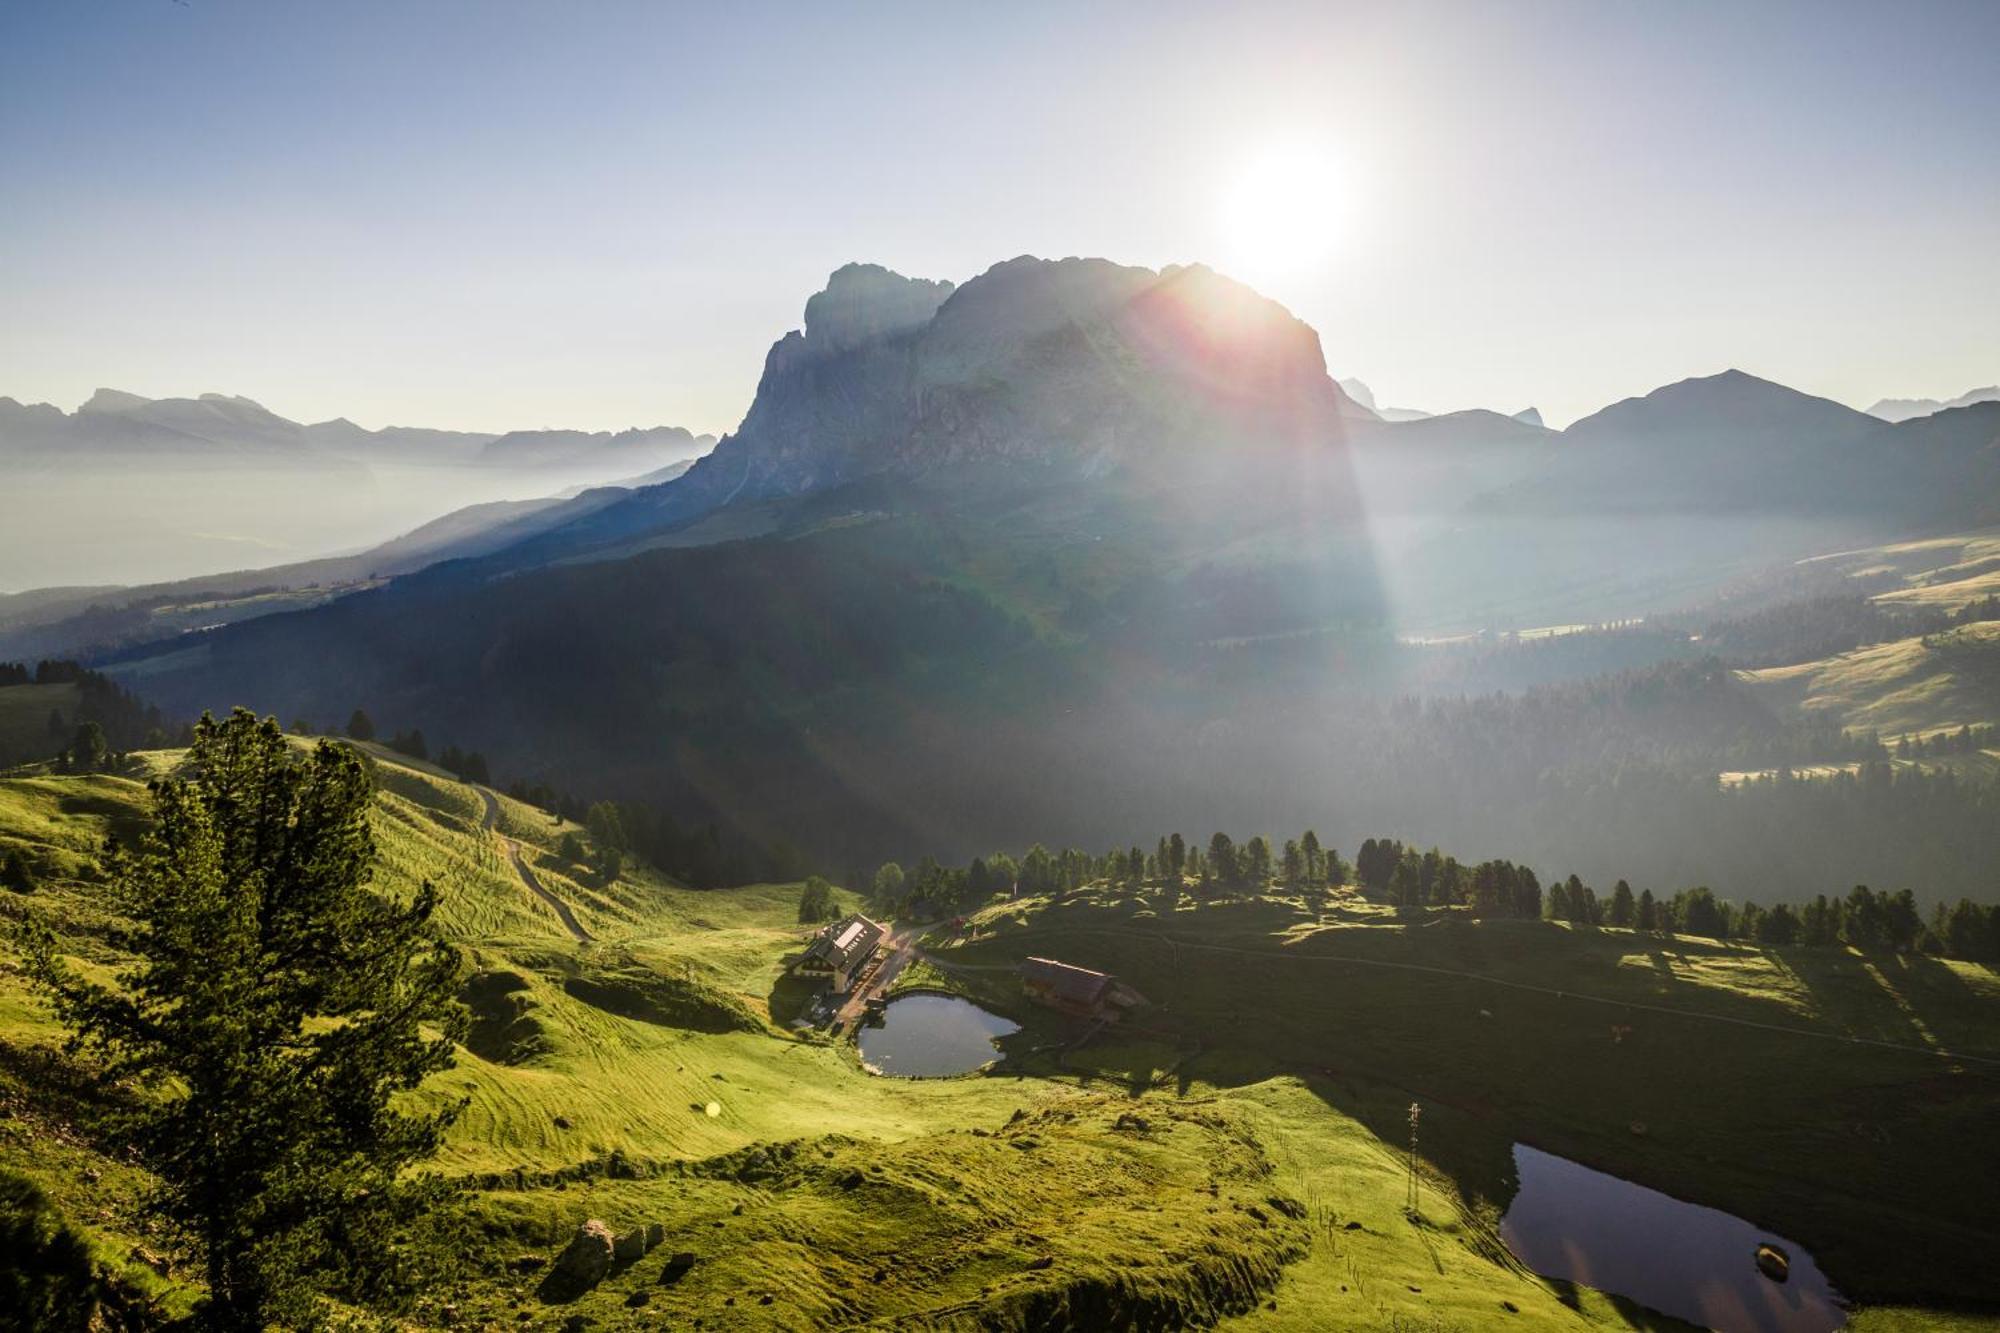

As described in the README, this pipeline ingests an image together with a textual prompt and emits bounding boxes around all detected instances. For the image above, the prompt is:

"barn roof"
[1021,956,1113,1005]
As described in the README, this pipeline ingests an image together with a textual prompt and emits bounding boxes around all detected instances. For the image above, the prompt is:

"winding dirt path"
[475,788,593,944]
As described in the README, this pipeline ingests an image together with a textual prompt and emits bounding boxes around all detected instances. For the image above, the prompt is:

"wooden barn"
[1020,956,1144,1020]
[790,914,885,993]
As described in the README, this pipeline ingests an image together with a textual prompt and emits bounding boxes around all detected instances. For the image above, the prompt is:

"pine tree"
[65,721,108,773]
[797,875,838,923]
[1546,878,1570,921]
[24,710,465,1328]
[1207,832,1237,890]
[1609,879,1635,927]
[1243,836,1273,888]
[585,801,628,852]
[1391,854,1423,911]
[346,708,375,742]
[1514,868,1542,920]
[1682,887,1727,939]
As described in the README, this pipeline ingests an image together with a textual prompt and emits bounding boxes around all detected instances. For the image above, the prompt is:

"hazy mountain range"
[1866,385,2000,423]
[66,255,2000,888]
[1338,376,1542,427]
[0,388,715,589]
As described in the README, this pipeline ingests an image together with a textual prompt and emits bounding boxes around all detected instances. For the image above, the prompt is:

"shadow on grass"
[944,892,2000,1313]
[55,791,150,849]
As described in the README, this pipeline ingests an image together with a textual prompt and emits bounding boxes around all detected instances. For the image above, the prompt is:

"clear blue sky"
[3,0,1995,433]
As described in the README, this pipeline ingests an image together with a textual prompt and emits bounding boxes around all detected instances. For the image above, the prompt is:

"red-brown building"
[1020,956,1144,1020]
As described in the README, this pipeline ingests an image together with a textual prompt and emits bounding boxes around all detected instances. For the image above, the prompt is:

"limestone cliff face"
[799,261,954,353]
[672,255,1357,510]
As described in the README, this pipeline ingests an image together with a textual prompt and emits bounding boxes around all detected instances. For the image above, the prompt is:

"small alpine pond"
[1500,1143,1847,1333]
[857,993,1020,1077]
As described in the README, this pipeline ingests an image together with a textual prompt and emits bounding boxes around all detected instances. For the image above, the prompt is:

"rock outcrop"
[551,1218,615,1291]
[609,255,1357,534]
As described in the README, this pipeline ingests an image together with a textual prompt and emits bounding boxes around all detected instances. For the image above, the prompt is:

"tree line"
[857,826,2000,966]
[2,659,190,769]
[859,827,1353,920]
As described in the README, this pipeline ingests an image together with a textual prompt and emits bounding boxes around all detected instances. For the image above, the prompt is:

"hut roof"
[1021,956,1113,1005]
[805,914,884,970]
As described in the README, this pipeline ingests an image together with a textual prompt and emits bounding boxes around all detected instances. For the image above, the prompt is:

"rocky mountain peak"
[79,387,154,413]
[800,262,954,354]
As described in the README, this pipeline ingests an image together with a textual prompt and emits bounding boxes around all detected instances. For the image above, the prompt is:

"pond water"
[1500,1144,1847,1333]
[857,994,1020,1077]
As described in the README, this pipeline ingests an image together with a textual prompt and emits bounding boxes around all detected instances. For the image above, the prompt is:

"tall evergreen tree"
[24,710,465,1329]
[1757,902,1801,945]
[345,709,375,742]
[1207,832,1237,890]
[1281,839,1304,888]
[1681,887,1727,939]
[1545,878,1570,921]
[585,801,628,853]
[797,875,838,923]
[1514,868,1542,920]
[1608,880,1635,927]
[1243,835,1273,888]
[65,721,108,773]
[1390,853,1423,911]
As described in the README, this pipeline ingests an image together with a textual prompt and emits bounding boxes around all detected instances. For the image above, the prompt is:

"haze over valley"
[0,387,714,589]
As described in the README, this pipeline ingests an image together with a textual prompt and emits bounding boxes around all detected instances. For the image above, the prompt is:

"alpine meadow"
[2,4,1998,1331]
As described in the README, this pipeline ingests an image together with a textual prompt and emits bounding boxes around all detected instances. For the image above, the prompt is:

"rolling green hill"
[1730,528,2000,747]
[1738,621,2000,741]
[2,744,1997,1327]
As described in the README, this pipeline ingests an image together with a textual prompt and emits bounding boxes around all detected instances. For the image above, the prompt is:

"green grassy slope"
[3,749,1997,1328]
[0,749,1354,1327]
[1722,527,2000,759]
[1825,531,2000,614]
[937,886,2000,1325]
[1739,619,2000,740]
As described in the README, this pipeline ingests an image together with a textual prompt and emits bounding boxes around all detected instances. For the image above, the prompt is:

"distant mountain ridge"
[1468,369,2000,527]
[1337,377,1543,428]
[1,388,714,470]
[1867,385,2000,423]
[0,387,717,588]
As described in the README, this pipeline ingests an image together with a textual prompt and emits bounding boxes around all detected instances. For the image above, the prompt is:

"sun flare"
[1219,140,1354,283]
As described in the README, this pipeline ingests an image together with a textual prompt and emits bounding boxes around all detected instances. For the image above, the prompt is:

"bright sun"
[1219,141,1353,284]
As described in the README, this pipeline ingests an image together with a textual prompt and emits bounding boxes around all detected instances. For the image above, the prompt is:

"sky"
[2,0,1996,435]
